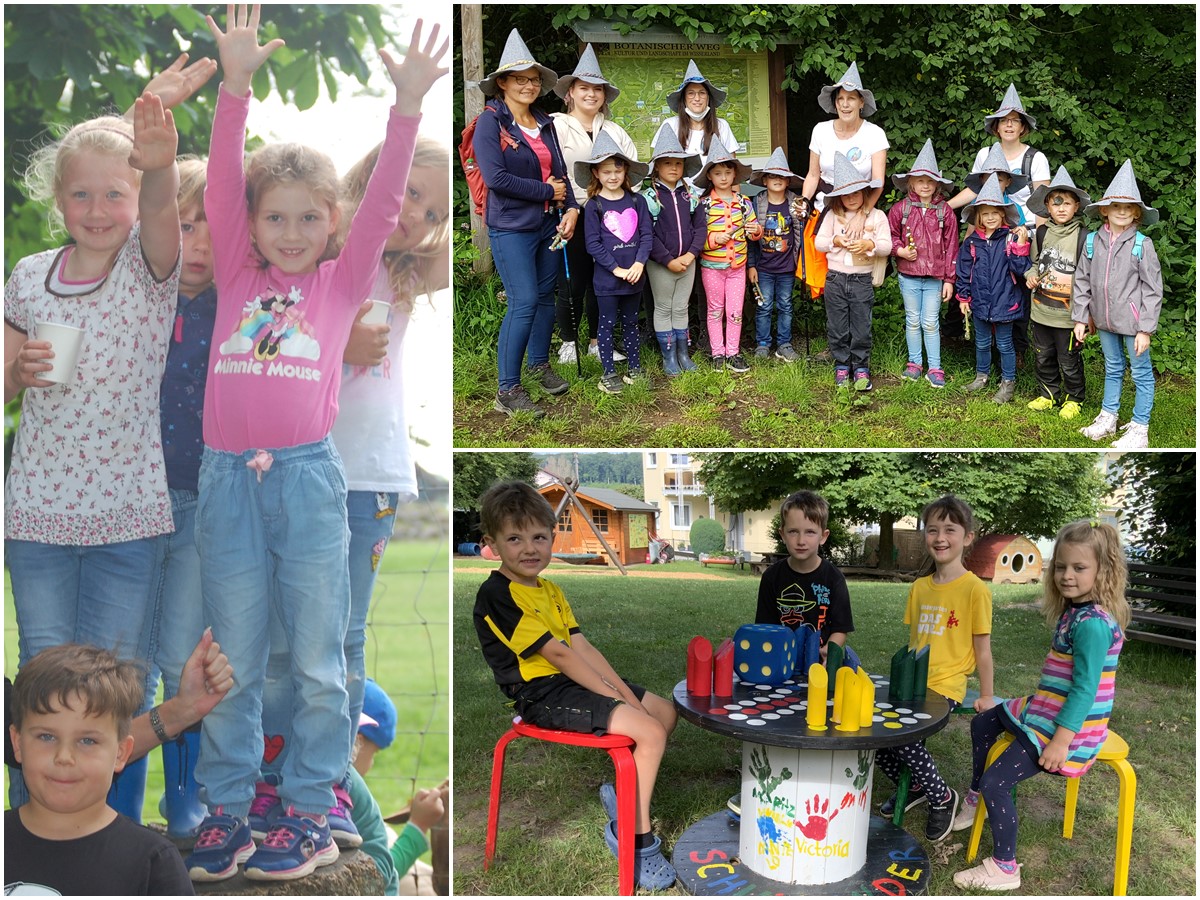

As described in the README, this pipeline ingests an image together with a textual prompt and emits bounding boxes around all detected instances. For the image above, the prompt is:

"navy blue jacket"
[473,99,579,232]
[584,191,653,297]
[646,180,705,266]
[954,226,1032,323]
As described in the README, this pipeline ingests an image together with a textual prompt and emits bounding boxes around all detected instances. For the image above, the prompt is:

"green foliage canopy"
[1114,453,1196,565]
[453,451,540,508]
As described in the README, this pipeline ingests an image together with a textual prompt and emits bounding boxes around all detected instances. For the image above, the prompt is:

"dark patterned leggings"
[969,705,1044,860]
[596,292,642,375]
[875,697,959,804]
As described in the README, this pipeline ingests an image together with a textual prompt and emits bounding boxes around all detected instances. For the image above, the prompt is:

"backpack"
[1084,229,1145,261]
[459,107,519,217]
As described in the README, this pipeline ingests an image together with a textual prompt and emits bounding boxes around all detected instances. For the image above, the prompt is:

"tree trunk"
[460,4,492,275]
[878,511,896,571]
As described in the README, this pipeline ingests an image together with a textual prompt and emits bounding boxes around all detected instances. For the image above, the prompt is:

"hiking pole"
[554,205,582,377]
[792,195,811,358]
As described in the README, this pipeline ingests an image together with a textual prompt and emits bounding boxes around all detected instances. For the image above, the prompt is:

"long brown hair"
[675,83,720,155]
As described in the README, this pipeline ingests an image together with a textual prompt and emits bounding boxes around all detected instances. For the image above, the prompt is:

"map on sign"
[598,46,773,161]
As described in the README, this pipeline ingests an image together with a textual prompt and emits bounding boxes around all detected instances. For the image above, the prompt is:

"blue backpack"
[1084,229,1145,261]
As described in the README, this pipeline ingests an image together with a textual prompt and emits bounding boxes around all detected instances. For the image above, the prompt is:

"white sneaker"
[587,343,625,362]
[1079,410,1118,441]
[558,341,577,364]
[951,792,982,832]
[1111,421,1149,449]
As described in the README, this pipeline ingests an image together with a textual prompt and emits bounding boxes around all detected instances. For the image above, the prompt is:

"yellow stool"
[967,729,1136,895]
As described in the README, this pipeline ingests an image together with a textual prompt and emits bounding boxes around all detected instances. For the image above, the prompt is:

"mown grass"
[452,557,1196,896]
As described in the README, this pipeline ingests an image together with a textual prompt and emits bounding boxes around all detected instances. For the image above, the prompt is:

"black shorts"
[514,673,646,735]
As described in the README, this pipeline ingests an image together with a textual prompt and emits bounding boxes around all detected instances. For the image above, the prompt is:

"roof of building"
[540,484,657,513]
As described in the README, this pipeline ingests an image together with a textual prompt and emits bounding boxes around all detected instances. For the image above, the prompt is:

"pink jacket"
[887,193,958,282]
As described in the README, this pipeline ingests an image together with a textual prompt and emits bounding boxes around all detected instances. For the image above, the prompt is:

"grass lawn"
[4,538,449,846]
[452,557,1196,896]
[452,333,1196,450]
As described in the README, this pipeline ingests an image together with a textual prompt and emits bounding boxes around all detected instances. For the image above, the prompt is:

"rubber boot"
[656,331,681,377]
[108,752,148,823]
[161,727,206,839]
[674,329,698,372]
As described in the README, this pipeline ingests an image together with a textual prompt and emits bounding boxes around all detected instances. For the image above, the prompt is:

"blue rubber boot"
[673,329,698,372]
[656,331,681,377]
[162,728,207,839]
[108,752,148,823]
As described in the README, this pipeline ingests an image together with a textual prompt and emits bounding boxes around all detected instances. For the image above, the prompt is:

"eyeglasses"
[506,75,542,87]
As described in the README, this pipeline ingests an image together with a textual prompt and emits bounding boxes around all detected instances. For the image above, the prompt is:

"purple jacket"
[647,180,705,266]
[887,193,959,282]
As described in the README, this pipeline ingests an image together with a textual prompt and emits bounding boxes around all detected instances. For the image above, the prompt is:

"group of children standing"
[474,482,1131,893]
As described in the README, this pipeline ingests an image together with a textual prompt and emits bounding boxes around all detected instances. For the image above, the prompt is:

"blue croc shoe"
[244,808,339,881]
[185,810,256,882]
[604,819,677,891]
[599,782,618,822]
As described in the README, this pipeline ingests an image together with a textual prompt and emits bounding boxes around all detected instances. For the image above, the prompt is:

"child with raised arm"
[184,6,446,882]
[875,495,994,842]
[952,521,1129,891]
[473,481,678,891]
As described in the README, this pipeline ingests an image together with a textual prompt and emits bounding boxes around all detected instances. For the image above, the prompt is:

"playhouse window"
[592,509,609,532]
[558,507,572,533]
[1011,553,1024,573]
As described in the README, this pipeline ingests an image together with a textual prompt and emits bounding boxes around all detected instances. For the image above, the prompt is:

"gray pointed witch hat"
[984,82,1037,134]
[961,173,1019,226]
[1084,159,1159,225]
[966,143,1032,194]
[648,122,702,179]
[477,29,558,98]
[666,59,727,113]
[892,139,954,192]
[573,129,649,188]
[817,62,877,118]
[692,136,752,190]
[822,150,882,199]
[1027,165,1091,218]
[553,43,620,103]
[749,147,803,190]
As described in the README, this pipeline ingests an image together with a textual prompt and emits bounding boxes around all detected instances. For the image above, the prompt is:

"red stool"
[484,716,637,895]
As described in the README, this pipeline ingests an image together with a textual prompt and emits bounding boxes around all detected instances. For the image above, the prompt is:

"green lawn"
[452,558,1196,896]
[4,538,449,838]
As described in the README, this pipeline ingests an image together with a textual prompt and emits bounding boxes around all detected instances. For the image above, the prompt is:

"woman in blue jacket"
[474,30,580,418]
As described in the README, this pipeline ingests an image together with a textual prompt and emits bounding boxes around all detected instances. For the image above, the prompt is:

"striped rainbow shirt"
[699,192,758,270]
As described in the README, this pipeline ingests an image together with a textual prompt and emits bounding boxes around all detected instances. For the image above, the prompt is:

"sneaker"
[853,368,873,392]
[992,379,1016,404]
[1059,400,1083,420]
[558,341,577,364]
[925,788,959,842]
[244,808,339,881]
[726,353,750,373]
[775,344,798,362]
[926,368,946,388]
[755,345,770,359]
[726,792,741,819]
[598,373,624,395]
[589,343,625,362]
[952,791,983,832]
[964,373,989,392]
[834,366,850,388]
[328,780,363,849]
[1080,410,1118,441]
[1111,421,1149,449]
[952,857,1022,891]
[879,786,927,817]
[494,386,544,419]
[249,782,283,839]
[603,820,677,890]
[186,811,256,882]
[1026,396,1055,412]
[711,355,725,371]
[529,362,569,396]
[902,362,922,381]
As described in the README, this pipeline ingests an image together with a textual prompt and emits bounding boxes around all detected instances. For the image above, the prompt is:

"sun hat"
[358,679,397,750]
[891,139,954,192]
[817,62,877,118]
[553,43,619,104]
[665,60,727,113]
[984,83,1037,134]
[477,29,557,98]
[966,143,1032,194]
[691,136,752,190]
[749,147,803,190]
[822,150,882,200]
[573,130,649,188]
[961,173,1020,227]
[648,122,701,180]
[1083,158,1159,225]
[1027,165,1091,218]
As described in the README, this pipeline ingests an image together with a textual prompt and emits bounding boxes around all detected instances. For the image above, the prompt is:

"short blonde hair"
[245,143,341,262]
[177,156,208,218]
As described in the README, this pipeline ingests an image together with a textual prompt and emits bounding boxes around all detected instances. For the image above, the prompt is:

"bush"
[689,517,726,556]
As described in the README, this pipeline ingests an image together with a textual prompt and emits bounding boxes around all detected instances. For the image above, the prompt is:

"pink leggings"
[701,265,747,357]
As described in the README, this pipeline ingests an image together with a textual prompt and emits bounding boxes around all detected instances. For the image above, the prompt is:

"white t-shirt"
[970,145,1051,227]
[810,119,889,190]
[330,264,418,500]
[659,116,739,165]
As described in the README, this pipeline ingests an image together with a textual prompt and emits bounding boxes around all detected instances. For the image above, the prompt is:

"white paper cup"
[361,299,391,326]
[34,321,85,384]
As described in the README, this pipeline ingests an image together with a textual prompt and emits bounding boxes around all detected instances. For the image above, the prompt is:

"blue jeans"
[755,271,795,348]
[974,318,1016,382]
[1098,330,1155,425]
[194,437,351,816]
[491,215,560,392]
[7,535,159,807]
[898,274,942,370]
[260,490,398,781]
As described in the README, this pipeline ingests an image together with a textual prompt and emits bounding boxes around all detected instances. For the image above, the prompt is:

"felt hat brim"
[749,170,803,191]
[824,176,882,199]
[817,85,878,118]
[666,79,727,113]
[574,154,651,189]
[693,158,753,190]
[966,170,1031,195]
[553,74,620,104]
[960,203,1020,227]
[984,110,1037,135]
[1027,183,1091,218]
[1083,198,1159,226]
[478,62,559,98]
[892,170,954,193]
[649,152,703,180]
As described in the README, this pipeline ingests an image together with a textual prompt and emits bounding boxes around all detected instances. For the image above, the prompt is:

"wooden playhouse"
[967,535,1043,584]
[538,485,656,567]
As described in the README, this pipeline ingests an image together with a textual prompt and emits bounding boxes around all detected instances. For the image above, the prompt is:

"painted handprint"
[749,745,792,801]
[845,749,873,808]
[794,791,856,841]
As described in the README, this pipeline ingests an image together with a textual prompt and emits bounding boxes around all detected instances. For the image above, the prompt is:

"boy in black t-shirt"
[5,644,194,896]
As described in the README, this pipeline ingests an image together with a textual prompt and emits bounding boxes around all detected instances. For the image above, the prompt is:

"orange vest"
[795,213,827,297]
